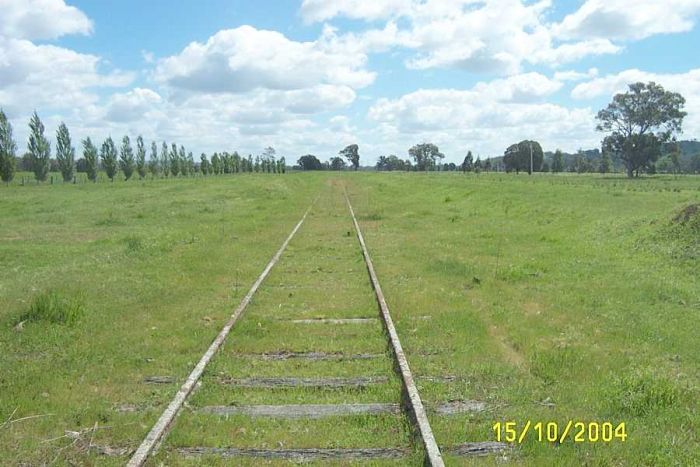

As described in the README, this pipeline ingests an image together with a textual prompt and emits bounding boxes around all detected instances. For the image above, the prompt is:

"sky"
[1,0,700,164]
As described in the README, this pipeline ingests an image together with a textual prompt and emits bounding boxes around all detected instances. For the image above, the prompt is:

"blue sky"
[2,0,700,164]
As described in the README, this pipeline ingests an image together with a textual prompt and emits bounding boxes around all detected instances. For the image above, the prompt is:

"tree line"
[0,111,286,185]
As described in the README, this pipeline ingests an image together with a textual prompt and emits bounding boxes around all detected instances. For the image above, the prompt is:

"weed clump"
[606,372,683,417]
[18,290,85,325]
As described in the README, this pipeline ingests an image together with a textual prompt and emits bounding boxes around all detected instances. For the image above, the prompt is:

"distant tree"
[200,153,210,175]
[690,153,700,173]
[82,137,98,182]
[669,143,682,175]
[170,143,179,177]
[261,147,276,173]
[474,156,483,174]
[28,111,51,182]
[409,143,444,171]
[75,158,87,173]
[179,145,188,176]
[0,109,17,183]
[232,152,241,173]
[339,144,360,170]
[254,155,260,172]
[597,82,686,178]
[101,137,118,181]
[136,135,147,179]
[599,152,612,174]
[247,154,253,172]
[278,156,286,173]
[119,135,135,180]
[211,153,221,174]
[161,141,170,177]
[461,151,474,173]
[55,122,75,182]
[148,141,159,177]
[503,140,543,174]
[297,154,323,170]
[571,152,595,173]
[187,151,195,175]
[551,149,564,173]
[330,156,346,170]
[484,159,492,172]
[376,155,406,171]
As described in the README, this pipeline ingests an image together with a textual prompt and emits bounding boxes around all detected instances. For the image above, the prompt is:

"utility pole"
[529,141,533,175]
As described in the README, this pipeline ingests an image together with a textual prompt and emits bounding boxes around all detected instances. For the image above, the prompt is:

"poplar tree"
[200,153,210,175]
[0,109,17,183]
[101,137,118,181]
[55,122,75,182]
[179,145,188,176]
[119,135,135,180]
[211,153,221,174]
[82,137,98,182]
[28,112,50,182]
[187,151,195,175]
[170,143,179,177]
[136,135,147,179]
[161,141,170,177]
[148,141,159,177]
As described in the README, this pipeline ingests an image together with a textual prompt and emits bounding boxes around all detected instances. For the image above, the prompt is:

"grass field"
[1,172,698,466]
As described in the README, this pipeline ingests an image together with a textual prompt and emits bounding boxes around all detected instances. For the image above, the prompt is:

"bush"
[18,291,85,325]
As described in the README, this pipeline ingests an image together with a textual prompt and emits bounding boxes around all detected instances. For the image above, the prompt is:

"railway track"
[127,183,495,465]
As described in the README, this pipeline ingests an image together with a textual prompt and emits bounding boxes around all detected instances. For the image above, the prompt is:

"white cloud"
[155,25,375,94]
[368,78,599,157]
[0,36,133,115]
[106,88,162,122]
[0,0,92,40]
[554,68,599,82]
[554,0,700,41]
[300,0,412,23]
[300,0,627,74]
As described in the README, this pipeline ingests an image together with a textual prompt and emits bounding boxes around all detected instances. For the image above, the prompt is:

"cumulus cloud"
[0,0,92,40]
[368,77,599,156]
[0,36,133,115]
[154,25,375,94]
[106,88,162,122]
[299,0,700,74]
[300,0,412,23]
[554,0,700,41]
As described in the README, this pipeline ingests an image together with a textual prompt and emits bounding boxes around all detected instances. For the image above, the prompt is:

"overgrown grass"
[17,290,85,325]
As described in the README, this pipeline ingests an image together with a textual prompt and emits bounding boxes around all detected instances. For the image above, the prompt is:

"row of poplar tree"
[0,110,286,184]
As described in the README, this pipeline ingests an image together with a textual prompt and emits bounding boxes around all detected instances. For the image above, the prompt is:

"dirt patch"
[488,325,526,368]
[522,301,542,317]
[673,203,699,224]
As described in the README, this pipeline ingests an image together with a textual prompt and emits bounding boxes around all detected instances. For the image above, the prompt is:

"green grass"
[346,172,699,466]
[1,172,698,466]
